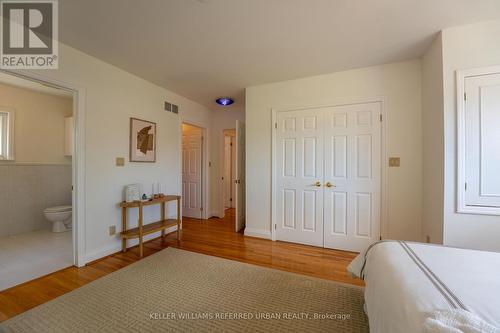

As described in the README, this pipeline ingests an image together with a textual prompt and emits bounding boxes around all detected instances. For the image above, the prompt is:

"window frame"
[456,66,500,216]
[0,109,14,161]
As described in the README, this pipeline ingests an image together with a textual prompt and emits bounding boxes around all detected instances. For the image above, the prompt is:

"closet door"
[323,103,381,252]
[275,109,324,247]
[464,73,500,208]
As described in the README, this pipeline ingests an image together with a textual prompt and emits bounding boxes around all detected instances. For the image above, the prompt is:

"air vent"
[165,102,172,112]
[164,101,179,114]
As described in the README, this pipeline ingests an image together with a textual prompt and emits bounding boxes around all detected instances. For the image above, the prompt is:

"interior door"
[182,126,203,218]
[464,73,500,208]
[323,103,381,252]
[235,120,245,232]
[275,109,324,246]
[224,136,232,208]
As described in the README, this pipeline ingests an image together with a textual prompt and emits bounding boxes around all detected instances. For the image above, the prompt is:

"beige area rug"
[0,248,368,333]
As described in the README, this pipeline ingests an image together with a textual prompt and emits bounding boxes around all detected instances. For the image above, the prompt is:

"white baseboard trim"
[244,227,272,240]
[83,225,178,264]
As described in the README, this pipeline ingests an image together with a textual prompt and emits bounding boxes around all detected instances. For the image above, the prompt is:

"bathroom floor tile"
[0,230,72,291]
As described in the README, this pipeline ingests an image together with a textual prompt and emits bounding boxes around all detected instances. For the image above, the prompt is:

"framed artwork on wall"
[129,117,156,162]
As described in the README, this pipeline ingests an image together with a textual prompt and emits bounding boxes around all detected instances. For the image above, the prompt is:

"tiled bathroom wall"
[0,164,72,237]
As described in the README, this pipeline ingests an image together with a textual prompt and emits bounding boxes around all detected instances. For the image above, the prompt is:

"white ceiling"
[59,0,500,109]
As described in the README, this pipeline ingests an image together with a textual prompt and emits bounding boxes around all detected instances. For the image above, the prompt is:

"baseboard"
[83,225,178,264]
[244,227,272,240]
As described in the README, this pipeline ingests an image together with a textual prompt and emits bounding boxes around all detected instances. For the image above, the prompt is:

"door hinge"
[464,92,467,101]
[274,122,277,129]
[230,198,232,202]
[379,235,382,241]
[274,224,277,230]
[465,182,467,191]
[379,114,383,122]
[200,207,203,211]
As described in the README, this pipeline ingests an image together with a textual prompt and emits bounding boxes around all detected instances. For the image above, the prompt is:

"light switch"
[109,225,116,236]
[116,157,125,166]
[389,157,400,167]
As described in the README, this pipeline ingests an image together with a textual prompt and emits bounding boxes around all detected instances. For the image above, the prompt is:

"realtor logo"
[1,0,58,69]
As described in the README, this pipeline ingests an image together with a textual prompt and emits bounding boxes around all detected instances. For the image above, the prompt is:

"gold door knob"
[325,182,335,188]
[314,181,321,187]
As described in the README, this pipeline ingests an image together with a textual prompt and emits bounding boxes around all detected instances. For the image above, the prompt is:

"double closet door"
[275,102,381,252]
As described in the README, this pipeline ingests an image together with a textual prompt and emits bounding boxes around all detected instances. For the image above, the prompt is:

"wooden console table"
[119,195,181,257]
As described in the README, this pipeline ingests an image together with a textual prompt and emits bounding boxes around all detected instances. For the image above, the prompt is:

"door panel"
[276,109,324,247]
[323,103,381,252]
[465,74,500,207]
[275,103,381,251]
[182,126,203,218]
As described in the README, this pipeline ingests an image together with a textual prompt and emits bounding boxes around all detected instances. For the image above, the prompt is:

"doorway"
[272,102,384,252]
[223,129,236,211]
[0,71,79,290]
[220,121,245,232]
[181,123,205,219]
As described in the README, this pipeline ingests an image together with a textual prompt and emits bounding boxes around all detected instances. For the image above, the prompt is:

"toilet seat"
[44,205,72,213]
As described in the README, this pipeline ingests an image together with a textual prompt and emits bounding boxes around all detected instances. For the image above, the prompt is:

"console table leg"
[121,207,127,253]
[161,202,165,238]
[138,205,144,257]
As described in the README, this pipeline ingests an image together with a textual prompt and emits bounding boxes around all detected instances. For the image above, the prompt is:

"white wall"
[0,83,72,164]
[421,33,445,244]
[24,43,212,262]
[209,107,245,217]
[442,20,500,251]
[246,60,423,241]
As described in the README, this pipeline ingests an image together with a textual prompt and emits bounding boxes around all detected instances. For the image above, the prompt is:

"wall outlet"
[109,225,116,236]
[389,157,400,167]
[116,157,125,166]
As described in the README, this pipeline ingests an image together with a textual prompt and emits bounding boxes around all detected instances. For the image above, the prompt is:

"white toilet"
[44,205,72,233]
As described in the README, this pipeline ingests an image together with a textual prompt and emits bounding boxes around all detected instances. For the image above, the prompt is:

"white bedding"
[348,241,500,333]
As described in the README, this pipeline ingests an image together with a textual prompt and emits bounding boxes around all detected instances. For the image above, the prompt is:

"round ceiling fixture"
[215,97,234,106]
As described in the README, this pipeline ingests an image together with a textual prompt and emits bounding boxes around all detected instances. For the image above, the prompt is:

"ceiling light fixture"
[215,97,234,106]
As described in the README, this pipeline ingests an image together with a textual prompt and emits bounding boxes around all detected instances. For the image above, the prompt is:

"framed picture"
[129,117,156,162]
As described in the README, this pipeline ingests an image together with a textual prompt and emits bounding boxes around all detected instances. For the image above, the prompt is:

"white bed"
[348,241,500,333]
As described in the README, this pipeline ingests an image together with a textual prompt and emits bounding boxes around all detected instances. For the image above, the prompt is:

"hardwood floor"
[0,208,362,322]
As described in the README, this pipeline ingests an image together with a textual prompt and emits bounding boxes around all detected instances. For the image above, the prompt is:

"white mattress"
[348,241,500,333]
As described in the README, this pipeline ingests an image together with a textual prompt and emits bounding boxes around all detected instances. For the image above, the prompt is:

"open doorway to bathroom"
[0,72,75,291]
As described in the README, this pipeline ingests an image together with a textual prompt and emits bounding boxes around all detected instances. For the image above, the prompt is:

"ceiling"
[59,0,500,109]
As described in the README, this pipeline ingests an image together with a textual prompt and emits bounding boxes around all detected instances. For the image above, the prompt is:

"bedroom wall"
[421,33,445,244]
[22,42,213,263]
[209,107,245,217]
[245,60,423,242]
[441,20,500,252]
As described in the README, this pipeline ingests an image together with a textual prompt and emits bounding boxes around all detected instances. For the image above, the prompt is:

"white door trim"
[0,69,87,267]
[179,121,209,220]
[271,97,388,244]
[456,66,500,216]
